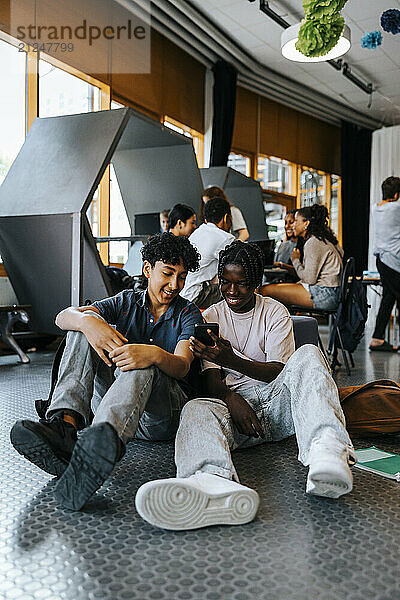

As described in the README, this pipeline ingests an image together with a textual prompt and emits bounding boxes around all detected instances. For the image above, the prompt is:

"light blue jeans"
[47,331,187,443]
[175,345,352,482]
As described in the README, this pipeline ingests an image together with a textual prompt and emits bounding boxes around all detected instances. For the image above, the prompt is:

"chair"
[287,257,355,376]
[291,316,318,349]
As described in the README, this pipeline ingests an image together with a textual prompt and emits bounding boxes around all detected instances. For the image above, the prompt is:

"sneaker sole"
[10,422,69,477]
[135,479,259,531]
[54,423,119,511]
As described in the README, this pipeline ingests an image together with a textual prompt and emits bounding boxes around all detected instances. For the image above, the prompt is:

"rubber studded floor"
[1,351,400,600]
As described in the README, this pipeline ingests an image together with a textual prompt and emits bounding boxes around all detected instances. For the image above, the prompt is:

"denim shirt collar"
[138,290,179,321]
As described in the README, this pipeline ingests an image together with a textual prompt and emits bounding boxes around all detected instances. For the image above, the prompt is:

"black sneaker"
[10,414,77,477]
[54,422,123,511]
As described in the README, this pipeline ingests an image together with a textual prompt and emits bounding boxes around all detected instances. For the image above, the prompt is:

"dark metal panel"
[82,217,113,304]
[112,145,203,231]
[0,214,73,333]
[201,167,268,241]
[116,111,192,151]
[0,215,111,333]
[0,108,129,217]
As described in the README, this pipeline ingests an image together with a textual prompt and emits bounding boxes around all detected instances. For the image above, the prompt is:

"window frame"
[163,115,204,168]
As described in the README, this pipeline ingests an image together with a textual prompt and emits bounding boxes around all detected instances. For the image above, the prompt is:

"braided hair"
[218,241,264,290]
[296,204,338,246]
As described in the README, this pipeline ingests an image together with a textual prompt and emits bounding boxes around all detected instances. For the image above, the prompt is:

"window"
[0,36,25,186]
[109,164,131,265]
[228,153,251,176]
[257,155,293,194]
[163,117,204,167]
[299,167,326,207]
[39,59,101,117]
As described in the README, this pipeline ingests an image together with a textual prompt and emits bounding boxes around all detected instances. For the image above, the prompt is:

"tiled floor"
[1,328,399,600]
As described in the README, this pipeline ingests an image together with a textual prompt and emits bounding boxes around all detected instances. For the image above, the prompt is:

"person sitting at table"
[272,209,302,284]
[200,186,249,242]
[159,209,170,233]
[168,204,197,238]
[181,197,234,309]
[259,204,343,311]
[369,176,400,352]
[274,209,297,267]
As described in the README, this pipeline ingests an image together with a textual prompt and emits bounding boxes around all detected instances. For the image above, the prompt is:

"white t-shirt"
[230,206,247,236]
[181,223,235,302]
[201,294,295,392]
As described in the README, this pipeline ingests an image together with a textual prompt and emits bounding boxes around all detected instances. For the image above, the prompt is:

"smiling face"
[143,259,187,309]
[219,263,256,313]
[293,212,309,238]
[284,213,295,240]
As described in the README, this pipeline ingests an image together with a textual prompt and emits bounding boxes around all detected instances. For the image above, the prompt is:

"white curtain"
[367,125,400,328]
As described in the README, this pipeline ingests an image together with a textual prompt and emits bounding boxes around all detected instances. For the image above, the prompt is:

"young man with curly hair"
[10,233,202,510]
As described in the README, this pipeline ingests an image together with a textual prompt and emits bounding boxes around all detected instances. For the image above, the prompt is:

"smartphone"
[194,323,219,347]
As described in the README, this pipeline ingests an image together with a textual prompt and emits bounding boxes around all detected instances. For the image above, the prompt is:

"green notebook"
[354,447,400,481]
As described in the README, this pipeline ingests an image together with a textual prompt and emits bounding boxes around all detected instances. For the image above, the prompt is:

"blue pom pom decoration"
[361,31,382,49]
[381,8,400,34]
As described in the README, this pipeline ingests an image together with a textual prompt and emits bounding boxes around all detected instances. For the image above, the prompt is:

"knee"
[115,365,156,380]
[290,343,322,365]
[180,398,226,421]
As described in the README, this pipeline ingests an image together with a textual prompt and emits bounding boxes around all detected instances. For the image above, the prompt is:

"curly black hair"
[141,232,200,272]
[218,241,264,290]
[296,204,338,246]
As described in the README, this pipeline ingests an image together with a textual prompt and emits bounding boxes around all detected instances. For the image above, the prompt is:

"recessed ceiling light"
[281,22,351,62]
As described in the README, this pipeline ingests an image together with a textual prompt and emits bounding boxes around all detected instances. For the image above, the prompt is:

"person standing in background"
[200,186,249,242]
[369,176,400,352]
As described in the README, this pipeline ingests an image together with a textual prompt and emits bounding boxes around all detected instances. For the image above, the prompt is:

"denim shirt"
[92,290,203,397]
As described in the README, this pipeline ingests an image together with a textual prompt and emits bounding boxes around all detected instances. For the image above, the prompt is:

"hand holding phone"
[194,323,219,347]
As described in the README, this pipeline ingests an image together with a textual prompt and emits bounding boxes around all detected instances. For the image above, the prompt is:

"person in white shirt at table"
[181,197,234,309]
[200,186,249,242]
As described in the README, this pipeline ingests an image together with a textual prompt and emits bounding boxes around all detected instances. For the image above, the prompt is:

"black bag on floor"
[328,263,368,354]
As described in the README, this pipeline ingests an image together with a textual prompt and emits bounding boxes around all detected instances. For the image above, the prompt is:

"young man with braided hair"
[136,241,356,531]
[11,233,203,511]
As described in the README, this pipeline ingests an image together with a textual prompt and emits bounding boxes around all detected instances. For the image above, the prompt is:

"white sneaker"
[306,428,356,499]
[135,472,260,531]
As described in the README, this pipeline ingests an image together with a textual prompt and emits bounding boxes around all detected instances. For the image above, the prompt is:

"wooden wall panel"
[237,85,341,174]
[111,30,164,119]
[162,37,204,134]
[259,97,278,157]
[232,86,258,154]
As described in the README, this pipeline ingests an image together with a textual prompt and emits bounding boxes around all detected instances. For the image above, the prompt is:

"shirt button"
[150,319,153,323]
[149,338,153,342]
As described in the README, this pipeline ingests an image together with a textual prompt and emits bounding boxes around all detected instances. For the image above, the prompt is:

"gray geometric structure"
[0,108,203,333]
[200,166,268,241]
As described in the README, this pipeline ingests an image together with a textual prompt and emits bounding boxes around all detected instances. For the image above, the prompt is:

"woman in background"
[274,209,298,267]
[259,204,343,310]
[168,204,197,237]
[200,186,249,242]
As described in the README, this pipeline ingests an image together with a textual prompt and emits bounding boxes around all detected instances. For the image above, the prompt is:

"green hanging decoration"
[303,0,348,20]
[295,0,348,58]
[296,14,345,57]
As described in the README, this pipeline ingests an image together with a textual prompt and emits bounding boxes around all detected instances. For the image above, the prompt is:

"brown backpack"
[339,379,400,435]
